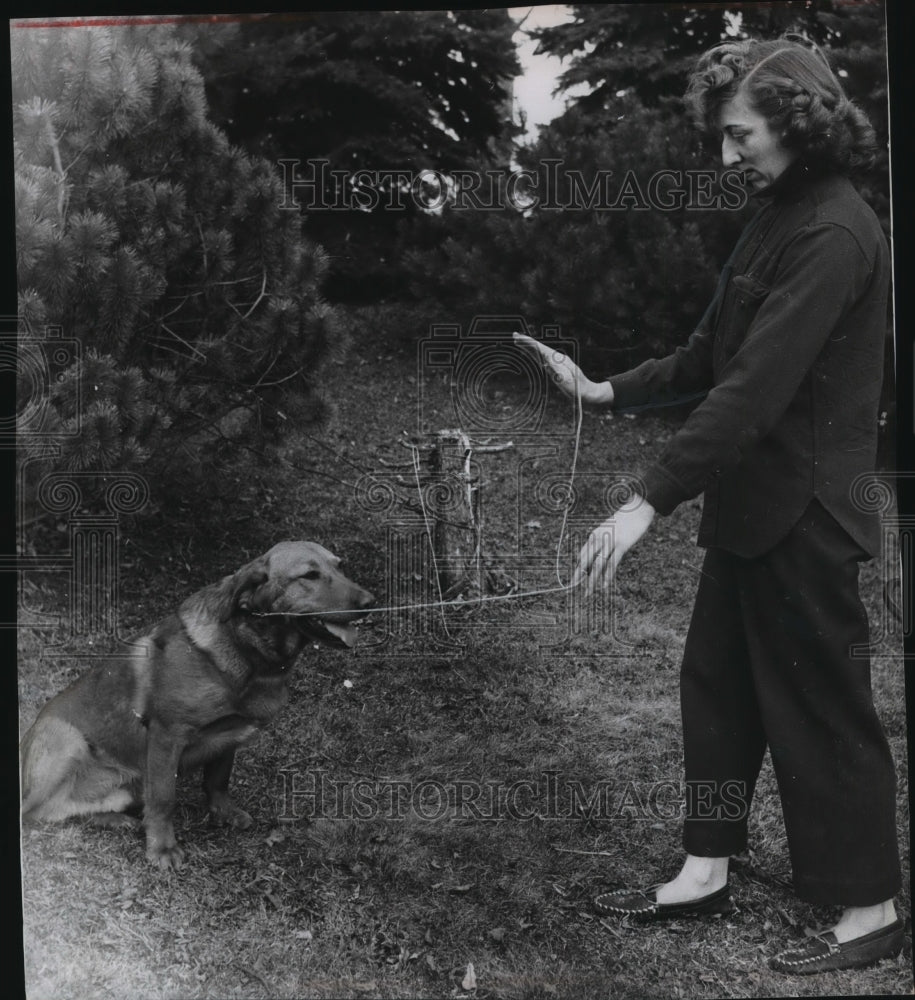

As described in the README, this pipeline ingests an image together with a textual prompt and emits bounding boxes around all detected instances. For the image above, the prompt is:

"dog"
[20,541,374,869]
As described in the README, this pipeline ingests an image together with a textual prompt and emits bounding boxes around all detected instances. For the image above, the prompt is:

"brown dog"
[20,541,374,869]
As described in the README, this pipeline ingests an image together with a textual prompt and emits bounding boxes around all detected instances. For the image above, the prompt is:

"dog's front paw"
[146,842,186,870]
[208,799,254,830]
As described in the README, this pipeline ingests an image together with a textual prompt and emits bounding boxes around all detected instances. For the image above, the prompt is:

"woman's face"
[717,89,797,190]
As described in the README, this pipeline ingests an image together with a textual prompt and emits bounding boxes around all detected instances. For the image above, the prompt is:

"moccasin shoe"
[769,919,905,975]
[594,883,734,921]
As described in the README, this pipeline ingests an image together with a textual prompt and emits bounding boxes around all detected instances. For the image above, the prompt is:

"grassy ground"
[18,328,912,999]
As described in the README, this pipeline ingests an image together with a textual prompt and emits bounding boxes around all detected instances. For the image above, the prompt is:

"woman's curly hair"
[684,37,878,173]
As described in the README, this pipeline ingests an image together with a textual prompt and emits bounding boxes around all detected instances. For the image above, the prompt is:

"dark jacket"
[610,162,890,558]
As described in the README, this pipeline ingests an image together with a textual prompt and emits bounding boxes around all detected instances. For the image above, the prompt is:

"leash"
[555,370,584,589]
[253,584,578,621]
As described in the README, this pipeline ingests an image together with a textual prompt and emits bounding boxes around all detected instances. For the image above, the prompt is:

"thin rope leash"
[253,560,726,620]
[252,582,579,619]
[554,365,584,589]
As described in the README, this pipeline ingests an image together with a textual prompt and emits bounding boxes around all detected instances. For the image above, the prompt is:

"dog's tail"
[21,714,137,822]
[20,713,77,821]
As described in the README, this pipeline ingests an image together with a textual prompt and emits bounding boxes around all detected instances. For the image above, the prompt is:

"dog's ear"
[217,561,270,622]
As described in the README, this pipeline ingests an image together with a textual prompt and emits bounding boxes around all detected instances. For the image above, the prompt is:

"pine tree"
[185,10,521,304]
[191,10,519,174]
[531,4,729,113]
[14,22,339,519]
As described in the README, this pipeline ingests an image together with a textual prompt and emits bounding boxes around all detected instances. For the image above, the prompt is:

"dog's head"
[217,541,375,649]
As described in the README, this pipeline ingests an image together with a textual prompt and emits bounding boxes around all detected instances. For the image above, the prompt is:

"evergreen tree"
[532,4,730,113]
[14,23,339,517]
[192,10,519,168]
[185,10,521,304]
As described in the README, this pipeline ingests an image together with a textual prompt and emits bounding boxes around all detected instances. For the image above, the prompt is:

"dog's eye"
[301,570,322,581]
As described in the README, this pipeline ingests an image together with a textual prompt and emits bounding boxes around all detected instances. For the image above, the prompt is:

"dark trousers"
[680,499,901,905]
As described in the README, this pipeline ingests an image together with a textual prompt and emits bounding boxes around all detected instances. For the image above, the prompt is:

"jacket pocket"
[731,273,770,303]
[714,273,771,373]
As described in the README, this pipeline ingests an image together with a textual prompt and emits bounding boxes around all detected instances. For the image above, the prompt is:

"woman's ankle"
[654,855,729,903]
[680,854,729,888]
[831,899,897,942]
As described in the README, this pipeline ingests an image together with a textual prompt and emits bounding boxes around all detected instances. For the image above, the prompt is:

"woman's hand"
[573,494,656,595]
[513,332,614,407]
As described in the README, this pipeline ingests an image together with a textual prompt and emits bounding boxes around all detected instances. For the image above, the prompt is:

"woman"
[515,36,903,974]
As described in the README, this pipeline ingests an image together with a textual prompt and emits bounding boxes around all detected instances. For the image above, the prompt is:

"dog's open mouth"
[320,620,359,648]
[304,616,368,649]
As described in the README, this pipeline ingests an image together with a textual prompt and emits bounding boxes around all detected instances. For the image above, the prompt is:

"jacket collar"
[751,158,829,204]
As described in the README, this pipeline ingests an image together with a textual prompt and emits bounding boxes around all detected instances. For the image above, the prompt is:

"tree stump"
[408,429,513,599]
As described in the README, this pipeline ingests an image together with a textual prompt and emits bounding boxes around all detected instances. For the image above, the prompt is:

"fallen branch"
[551,846,618,858]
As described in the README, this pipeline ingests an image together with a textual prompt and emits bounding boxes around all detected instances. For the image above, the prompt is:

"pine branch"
[44,117,68,223]
[157,322,208,361]
[241,267,268,319]
[193,212,208,284]
[172,273,265,289]
[251,365,307,389]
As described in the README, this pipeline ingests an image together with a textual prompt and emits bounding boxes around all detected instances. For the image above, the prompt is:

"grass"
[18,327,912,999]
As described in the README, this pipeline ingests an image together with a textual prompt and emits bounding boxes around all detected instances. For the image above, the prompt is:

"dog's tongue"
[325,622,357,647]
